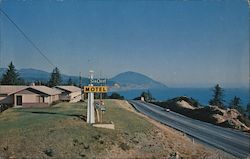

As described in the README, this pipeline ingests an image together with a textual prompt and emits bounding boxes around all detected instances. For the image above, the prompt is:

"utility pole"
[79,72,83,100]
[87,70,95,124]
[0,5,2,69]
[79,72,82,88]
[99,71,102,100]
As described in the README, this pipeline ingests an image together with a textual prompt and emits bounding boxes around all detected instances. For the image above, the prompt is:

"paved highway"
[129,100,250,158]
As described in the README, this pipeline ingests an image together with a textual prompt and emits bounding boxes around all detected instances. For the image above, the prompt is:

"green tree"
[209,84,225,109]
[246,103,250,113]
[95,93,109,99]
[229,96,240,109]
[0,62,25,85]
[229,96,244,114]
[67,77,73,85]
[34,80,46,86]
[109,92,124,100]
[141,90,154,102]
[141,91,149,101]
[246,103,250,120]
[102,93,109,99]
[48,67,61,87]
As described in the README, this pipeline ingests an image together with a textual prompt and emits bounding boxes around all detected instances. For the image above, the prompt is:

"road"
[129,100,250,158]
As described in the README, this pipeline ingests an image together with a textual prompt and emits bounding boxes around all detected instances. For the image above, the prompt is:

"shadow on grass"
[22,111,87,121]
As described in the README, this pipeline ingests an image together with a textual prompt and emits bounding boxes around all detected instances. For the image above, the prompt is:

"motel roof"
[0,86,27,95]
[53,86,81,93]
[29,86,61,96]
[0,85,61,96]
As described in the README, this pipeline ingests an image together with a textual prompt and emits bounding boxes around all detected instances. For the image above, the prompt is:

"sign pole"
[87,70,95,124]
[85,77,108,124]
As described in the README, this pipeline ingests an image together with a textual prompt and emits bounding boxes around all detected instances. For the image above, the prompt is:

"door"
[16,96,22,106]
[39,96,45,103]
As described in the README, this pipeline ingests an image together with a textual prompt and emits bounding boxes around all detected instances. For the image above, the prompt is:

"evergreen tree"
[0,62,25,85]
[109,92,124,100]
[48,67,61,87]
[67,77,73,85]
[141,90,154,102]
[229,96,244,114]
[34,80,46,86]
[246,103,250,113]
[229,96,241,109]
[209,84,225,109]
[246,103,250,120]
[102,93,109,99]
[141,91,148,101]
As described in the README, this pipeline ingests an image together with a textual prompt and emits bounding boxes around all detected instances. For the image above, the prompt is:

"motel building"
[0,85,61,107]
[53,85,82,103]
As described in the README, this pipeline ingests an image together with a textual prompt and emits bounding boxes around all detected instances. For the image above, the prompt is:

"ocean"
[113,88,250,107]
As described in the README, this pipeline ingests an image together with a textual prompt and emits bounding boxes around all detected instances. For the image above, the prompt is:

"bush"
[0,104,12,113]
[237,115,250,127]
[43,148,54,157]
[109,92,124,100]
[51,100,61,106]
[119,143,130,151]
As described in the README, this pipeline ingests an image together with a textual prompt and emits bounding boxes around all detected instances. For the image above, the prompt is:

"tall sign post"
[87,70,95,124]
[85,72,108,124]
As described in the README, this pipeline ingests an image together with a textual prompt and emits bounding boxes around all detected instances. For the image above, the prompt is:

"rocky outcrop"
[176,100,196,110]
[211,107,250,132]
[153,96,250,132]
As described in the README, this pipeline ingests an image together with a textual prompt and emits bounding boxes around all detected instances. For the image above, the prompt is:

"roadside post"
[100,106,106,123]
[95,101,101,123]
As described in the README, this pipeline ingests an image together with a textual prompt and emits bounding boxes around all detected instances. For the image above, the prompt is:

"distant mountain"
[0,68,167,90]
[0,68,89,85]
[19,68,50,82]
[110,71,167,90]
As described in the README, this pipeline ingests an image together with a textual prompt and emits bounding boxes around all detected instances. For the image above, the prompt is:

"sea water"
[114,88,249,107]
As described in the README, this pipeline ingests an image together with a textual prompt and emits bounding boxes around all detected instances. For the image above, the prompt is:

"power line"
[0,8,56,68]
[0,3,3,68]
[0,9,2,68]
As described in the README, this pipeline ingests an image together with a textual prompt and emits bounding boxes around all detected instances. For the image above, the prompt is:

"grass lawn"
[0,100,157,159]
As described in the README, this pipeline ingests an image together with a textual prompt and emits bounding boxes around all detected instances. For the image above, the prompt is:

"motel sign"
[90,78,107,84]
[84,86,108,93]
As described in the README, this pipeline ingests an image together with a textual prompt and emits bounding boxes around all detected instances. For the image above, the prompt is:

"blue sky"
[0,0,249,87]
